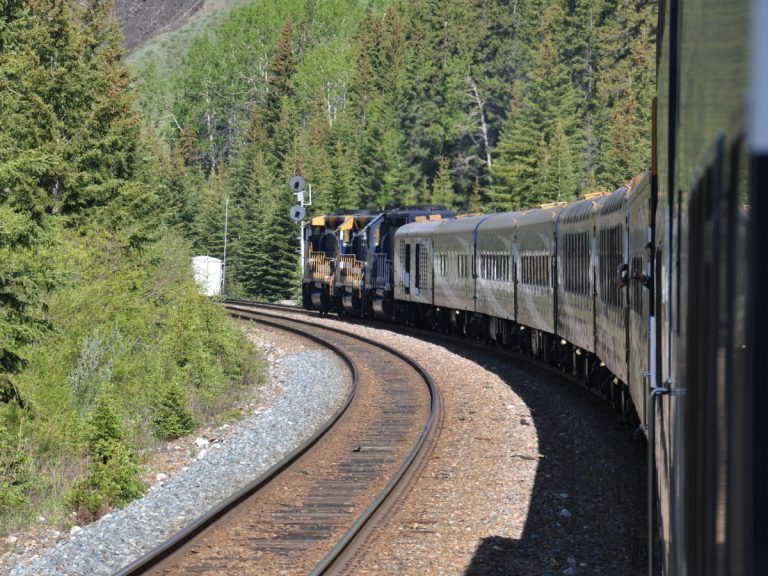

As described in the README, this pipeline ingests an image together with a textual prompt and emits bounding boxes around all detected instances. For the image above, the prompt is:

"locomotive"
[300,0,766,574]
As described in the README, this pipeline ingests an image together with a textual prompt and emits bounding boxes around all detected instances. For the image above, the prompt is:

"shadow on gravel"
[447,346,648,576]
[314,316,648,575]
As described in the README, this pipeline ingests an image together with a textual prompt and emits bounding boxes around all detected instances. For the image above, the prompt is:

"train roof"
[599,185,630,215]
[384,206,455,224]
[516,205,565,227]
[477,211,522,232]
[431,214,491,237]
[558,196,605,225]
[395,219,445,237]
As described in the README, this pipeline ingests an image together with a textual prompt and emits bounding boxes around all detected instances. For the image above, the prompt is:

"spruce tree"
[250,184,300,302]
[468,177,484,213]
[238,150,275,296]
[329,141,360,211]
[431,157,456,209]
[264,17,297,136]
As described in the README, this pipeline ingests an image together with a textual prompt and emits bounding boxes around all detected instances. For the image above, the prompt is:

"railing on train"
[306,249,334,282]
[336,255,363,289]
[370,253,391,289]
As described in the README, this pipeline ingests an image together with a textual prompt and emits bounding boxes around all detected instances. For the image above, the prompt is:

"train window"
[481,252,506,282]
[404,242,411,293]
[457,254,469,278]
[630,255,643,314]
[419,242,429,289]
[564,232,589,294]
[437,253,448,277]
[521,254,549,287]
[415,244,421,289]
[598,225,623,307]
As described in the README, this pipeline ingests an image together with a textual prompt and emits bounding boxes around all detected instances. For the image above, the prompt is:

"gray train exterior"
[391,179,650,419]
[654,0,763,574]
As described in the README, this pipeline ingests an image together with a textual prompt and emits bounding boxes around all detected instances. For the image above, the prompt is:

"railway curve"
[116,303,439,576]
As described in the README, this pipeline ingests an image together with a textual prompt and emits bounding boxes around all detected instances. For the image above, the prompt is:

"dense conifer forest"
[0,0,655,533]
[0,0,258,531]
[132,0,655,299]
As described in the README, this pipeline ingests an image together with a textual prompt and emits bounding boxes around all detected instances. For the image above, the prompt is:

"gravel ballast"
[255,310,648,576]
[5,309,647,575]
[7,333,350,576]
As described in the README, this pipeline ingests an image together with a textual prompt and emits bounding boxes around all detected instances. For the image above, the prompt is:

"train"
[300,0,766,574]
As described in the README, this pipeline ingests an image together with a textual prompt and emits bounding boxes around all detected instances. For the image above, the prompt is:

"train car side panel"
[556,198,602,354]
[595,187,630,386]
[515,208,563,336]
[476,213,518,322]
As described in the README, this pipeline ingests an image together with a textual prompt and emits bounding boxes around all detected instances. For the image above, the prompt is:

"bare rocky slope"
[114,0,204,52]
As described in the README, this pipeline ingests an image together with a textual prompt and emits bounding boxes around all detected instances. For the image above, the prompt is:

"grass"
[125,0,253,73]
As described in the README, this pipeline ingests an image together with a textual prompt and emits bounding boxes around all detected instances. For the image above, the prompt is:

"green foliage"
[65,397,144,520]
[0,424,39,514]
[0,0,262,534]
[153,380,196,440]
[65,447,145,521]
[131,0,655,230]
[431,157,456,209]
[0,206,50,394]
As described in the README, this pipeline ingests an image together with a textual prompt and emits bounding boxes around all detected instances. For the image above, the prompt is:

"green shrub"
[65,399,146,522]
[153,380,196,440]
[65,441,145,523]
[0,425,40,514]
[8,229,259,528]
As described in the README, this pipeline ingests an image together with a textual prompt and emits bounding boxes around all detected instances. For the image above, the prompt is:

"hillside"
[115,0,204,52]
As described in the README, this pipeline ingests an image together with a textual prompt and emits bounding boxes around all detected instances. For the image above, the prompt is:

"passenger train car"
[393,176,651,424]
[299,0,766,573]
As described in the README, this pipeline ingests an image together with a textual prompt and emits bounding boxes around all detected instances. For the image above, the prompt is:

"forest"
[0,0,655,534]
[0,0,258,532]
[131,0,656,300]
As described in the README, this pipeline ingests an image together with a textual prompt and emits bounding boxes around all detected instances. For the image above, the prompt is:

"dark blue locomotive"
[302,205,455,319]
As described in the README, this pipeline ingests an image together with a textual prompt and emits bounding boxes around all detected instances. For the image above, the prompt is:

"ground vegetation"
[0,0,258,532]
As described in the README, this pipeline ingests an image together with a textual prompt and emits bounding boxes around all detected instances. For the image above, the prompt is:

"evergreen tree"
[237,150,275,296]
[265,17,297,136]
[489,89,538,210]
[192,168,228,259]
[328,141,359,211]
[468,176,483,213]
[0,0,159,394]
[431,157,456,209]
[249,184,300,301]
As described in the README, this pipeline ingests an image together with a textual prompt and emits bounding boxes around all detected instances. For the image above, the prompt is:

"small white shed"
[192,256,223,297]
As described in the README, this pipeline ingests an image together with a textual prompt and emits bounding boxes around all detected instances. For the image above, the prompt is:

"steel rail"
[224,303,441,575]
[114,315,358,576]
[116,303,439,576]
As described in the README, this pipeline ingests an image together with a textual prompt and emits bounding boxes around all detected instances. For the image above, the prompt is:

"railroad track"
[225,299,604,397]
[116,303,439,576]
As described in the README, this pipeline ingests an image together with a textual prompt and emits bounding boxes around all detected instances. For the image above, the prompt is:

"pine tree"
[238,150,276,297]
[329,141,359,211]
[595,0,655,187]
[264,17,297,136]
[192,168,228,259]
[468,177,484,213]
[431,157,456,209]
[0,0,161,396]
[179,123,201,167]
[489,89,538,210]
[250,185,300,302]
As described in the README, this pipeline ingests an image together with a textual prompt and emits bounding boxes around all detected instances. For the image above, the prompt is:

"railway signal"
[289,175,312,270]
